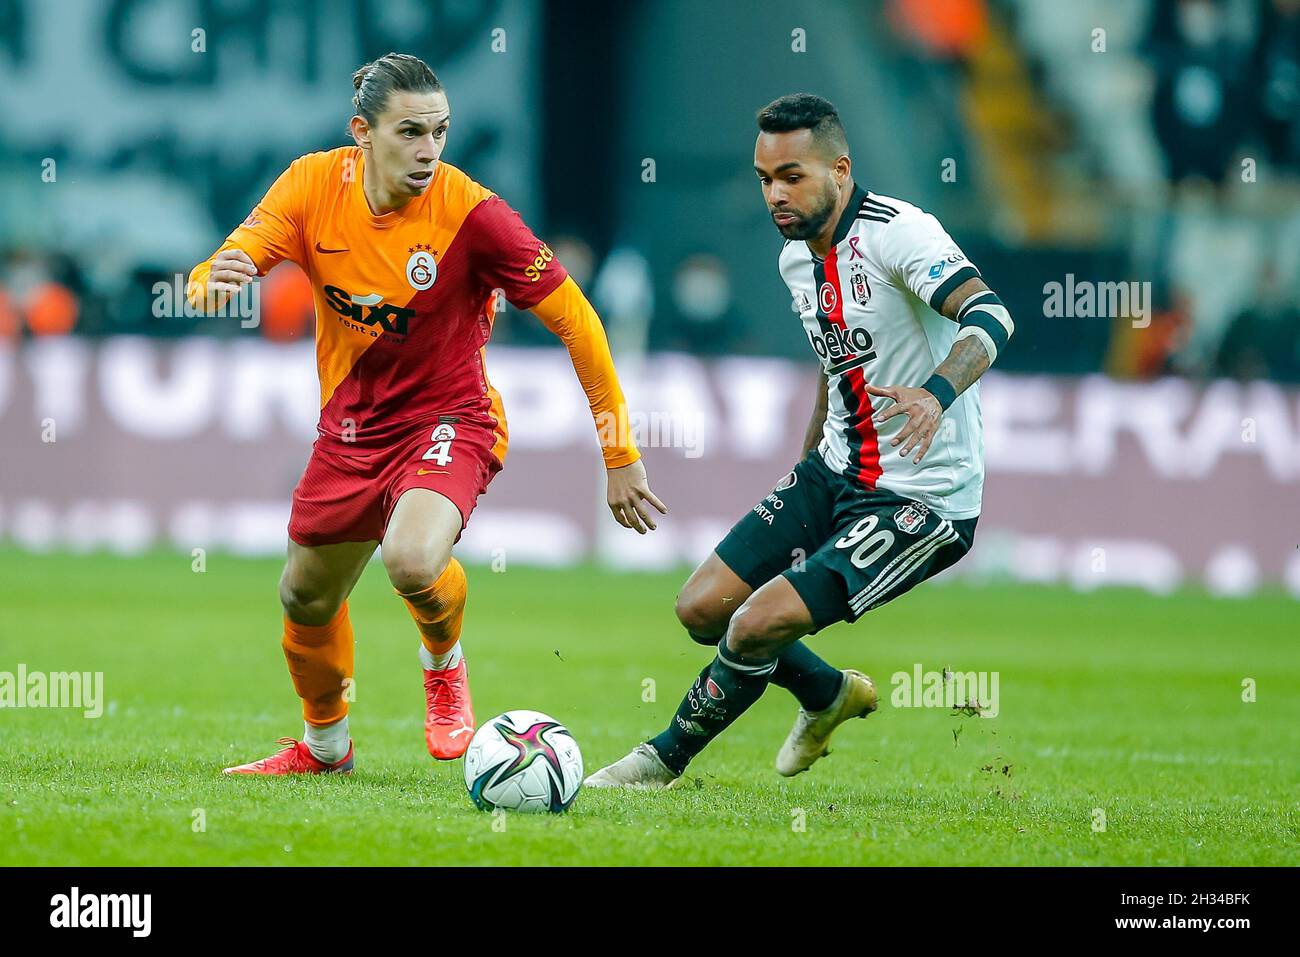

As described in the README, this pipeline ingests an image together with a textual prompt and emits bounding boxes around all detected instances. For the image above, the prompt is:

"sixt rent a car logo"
[324,285,413,335]
[523,243,555,282]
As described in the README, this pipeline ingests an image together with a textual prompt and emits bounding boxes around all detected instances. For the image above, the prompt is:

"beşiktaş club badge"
[894,502,929,534]
[406,244,437,290]
[850,265,872,306]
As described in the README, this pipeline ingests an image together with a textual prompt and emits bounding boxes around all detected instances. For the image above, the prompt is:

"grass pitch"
[0,547,1295,866]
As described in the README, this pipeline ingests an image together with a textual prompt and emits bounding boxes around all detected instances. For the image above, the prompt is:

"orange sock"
[281,602,355,727]
[397,558,467,656]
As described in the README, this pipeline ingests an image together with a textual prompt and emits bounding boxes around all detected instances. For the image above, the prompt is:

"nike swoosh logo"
[416,468,449,475]
[315,242,348,254]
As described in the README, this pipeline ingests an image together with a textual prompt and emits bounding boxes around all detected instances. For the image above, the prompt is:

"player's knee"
[724,594,805,659]
[723,601,782,659]
[383,546,450,596]
[674,588,725,640]
[278,576,342,626]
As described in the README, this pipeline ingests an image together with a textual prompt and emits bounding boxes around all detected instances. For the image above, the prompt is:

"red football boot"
[424,660,475,759]
[222,737,354,775]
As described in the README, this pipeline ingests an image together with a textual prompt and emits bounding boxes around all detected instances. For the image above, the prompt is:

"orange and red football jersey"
[188,146,638,468]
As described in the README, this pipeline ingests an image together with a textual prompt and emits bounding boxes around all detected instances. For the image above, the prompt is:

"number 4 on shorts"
[423,424,456,466]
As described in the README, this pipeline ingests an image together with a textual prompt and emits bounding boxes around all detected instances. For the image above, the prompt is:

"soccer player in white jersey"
[587,93,1014,788]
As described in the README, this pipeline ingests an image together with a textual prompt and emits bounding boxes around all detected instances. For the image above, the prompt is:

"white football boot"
[775,669,878,776]
[583,743,680,790]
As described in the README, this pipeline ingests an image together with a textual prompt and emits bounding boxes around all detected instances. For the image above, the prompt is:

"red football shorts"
[287,415,503,547]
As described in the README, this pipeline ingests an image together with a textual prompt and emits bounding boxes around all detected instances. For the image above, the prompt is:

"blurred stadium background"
[2,0,1298,597]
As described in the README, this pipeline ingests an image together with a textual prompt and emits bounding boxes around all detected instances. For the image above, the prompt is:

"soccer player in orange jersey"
[188,53,666,775]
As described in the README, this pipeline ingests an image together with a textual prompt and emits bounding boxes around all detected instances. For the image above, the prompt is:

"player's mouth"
[772,211,799,226]
[406,169,434,190]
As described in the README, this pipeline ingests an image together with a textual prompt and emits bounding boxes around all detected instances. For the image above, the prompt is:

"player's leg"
[381,487,476,759]
[677,451,850,709]
[586,574,817,787]
[774,503,979,776]
[224,537,376,775]
[676,551,844,714]
[378,415,504,759]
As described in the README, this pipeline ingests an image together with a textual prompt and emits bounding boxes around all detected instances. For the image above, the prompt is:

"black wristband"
[920,373,957,411]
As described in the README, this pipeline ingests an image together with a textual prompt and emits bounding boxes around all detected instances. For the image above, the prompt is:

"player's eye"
[434,127,447,138]
[787,175,800,184]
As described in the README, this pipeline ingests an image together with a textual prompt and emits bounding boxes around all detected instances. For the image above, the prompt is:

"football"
[463,710,583,813]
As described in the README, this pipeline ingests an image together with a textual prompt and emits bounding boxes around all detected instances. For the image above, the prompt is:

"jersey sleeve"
[186,156,309,309]
[526,276,640,469]
[464,195,569,310]
[878,208,980,314]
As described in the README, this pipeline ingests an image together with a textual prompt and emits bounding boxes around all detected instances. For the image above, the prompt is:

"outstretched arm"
[186,158,307,313]
[529,276,668,533]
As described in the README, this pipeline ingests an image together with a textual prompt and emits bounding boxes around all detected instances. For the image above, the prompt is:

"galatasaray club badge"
[406,244,437,290]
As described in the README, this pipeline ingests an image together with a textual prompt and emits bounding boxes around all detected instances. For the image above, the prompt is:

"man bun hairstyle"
[352,52,442,123]
[756,93,849,160]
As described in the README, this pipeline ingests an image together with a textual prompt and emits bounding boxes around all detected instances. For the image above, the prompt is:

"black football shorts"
[714,448,978,632]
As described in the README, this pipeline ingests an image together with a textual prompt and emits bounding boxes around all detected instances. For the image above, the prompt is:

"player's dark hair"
[756,93,849,160]
[352,53,443,124]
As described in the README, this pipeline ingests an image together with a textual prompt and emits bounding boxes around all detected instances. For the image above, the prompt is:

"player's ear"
[834,154,852,186]
[349,114,371,149]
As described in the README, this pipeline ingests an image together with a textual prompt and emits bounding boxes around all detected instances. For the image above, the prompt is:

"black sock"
[770,641,843,712]
[648,641,775,774]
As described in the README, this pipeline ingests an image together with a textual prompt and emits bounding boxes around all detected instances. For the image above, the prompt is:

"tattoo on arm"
[933,335,990,397]
[933,275,994,397]
[801,370,829,456]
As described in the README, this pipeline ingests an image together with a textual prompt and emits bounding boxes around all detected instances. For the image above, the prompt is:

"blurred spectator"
[1253,0,1300,172]
[260,263,314,342]
[660,253,747,356]
[1215,260,1300,379]
[1145,0,1255,185]
[888,0,988,60]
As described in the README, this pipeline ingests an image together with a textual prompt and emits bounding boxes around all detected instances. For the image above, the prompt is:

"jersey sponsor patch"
[775,470,798,491]
[893,502,930,535]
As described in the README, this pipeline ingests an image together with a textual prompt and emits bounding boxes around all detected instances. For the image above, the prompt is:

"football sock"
[419,640,463,671]
[648,640,777,775]
[689,630,840,713]
[397,558,467,657]
[770,641,843,712]
[303,716,350,765]
[282,601,354,727]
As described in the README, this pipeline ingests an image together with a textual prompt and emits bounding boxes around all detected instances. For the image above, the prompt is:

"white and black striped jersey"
[780,185,984,519]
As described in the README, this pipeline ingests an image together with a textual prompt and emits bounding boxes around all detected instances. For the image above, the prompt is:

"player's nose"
[414,133,438,161]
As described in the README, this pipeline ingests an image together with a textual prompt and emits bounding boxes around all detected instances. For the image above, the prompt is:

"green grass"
[0,547,1296,866]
